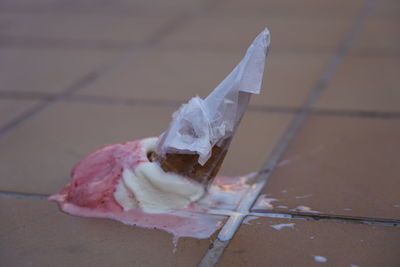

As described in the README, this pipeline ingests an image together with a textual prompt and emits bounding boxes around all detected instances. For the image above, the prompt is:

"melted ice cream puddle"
[50,137,257,240]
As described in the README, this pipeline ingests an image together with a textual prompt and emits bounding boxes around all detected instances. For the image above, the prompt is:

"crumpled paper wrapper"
[156,28,270,165]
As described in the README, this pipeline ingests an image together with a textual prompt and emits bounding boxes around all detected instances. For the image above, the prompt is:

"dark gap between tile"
[0,35,142,51]
[0,191,48,200]
[0,10,199,138]
[251,210,400,228]
[200,0,378,265]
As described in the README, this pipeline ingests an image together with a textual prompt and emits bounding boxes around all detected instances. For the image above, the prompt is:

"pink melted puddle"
[49,137,255,241]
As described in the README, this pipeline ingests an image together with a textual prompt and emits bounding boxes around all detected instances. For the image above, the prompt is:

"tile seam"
[0,190,398,228]
[199,0,376,265]
[4,92,400,120]
[0,6,204,138]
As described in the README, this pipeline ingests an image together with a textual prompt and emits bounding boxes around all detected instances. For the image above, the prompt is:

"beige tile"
[253,115,400,220]
[0,197,221,267]
[350,18,400,54]
[0,101,292,195]
[0,48,118,93]
[218,216,400,267]
[0,13,173,43]
[0,99,40,126]
[315,56,400,112]
[161,15,352,53]
[79,48,330,108]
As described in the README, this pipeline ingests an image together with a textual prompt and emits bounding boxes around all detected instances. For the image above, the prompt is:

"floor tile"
[0,0,205,15]
[0,99,40,126]
[253,115,400,220]
[373,0,400,18]
[78,48,331,108]
[315,55,400,112]
[0,48,118,93]
[0,102,292,195]
[213,0,363,17]
[161,15,352,53]
[0,197,220,267]
[350,18,400,54]
[0,13,173,43]
[78,49,244,102]
[218,216,400,267]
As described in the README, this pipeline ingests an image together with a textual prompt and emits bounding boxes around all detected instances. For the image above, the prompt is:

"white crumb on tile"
[313,255,327,263]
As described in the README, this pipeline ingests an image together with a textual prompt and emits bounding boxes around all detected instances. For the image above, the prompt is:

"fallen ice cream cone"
[155,28,270,184]
[49,28,270,239]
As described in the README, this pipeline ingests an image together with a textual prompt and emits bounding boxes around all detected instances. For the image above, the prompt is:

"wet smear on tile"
[253,194,278,209]
[243,216,259,225]
[313,255,328,263]
[291,205,320,213]
[270,223,295,231]
[295,194,313,199]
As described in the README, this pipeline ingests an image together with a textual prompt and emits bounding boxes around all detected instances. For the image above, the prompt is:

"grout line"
[3,91,400,120]
[0,191,48,200]
[199,0,376,265]
[0,35,142,51]
[0,8,202,138]
[250,211,400,228]
[0,189,398,229]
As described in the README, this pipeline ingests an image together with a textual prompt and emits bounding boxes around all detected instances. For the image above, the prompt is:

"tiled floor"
[0,0,399,266]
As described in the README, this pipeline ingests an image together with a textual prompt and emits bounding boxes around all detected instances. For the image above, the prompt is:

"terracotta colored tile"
[0,13,173,43]
[0,48,118,93]
[0,197,222,267]
[79,48,331,108]
[0,102,292,195]
[0,99,39,126]
[218,216,400,267]
[350,18,400,54]
[315,56,400,112]
[253,115,400,220]
[161,15,352,53]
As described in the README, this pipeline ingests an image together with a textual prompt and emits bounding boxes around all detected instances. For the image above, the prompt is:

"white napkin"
[156,28,270,165]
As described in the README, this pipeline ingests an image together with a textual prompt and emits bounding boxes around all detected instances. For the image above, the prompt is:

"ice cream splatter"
[276,205,288,209]
[270,223,295,230]
[253,195,278,209]
[281,189,288,194]
[295,194,313,199]
[291,205,319,213]
[310,236,315,240]
[343,208,352,211]
[394,204,400,208]
[313,255,327,263]
[350,264,359,267]
[243,216,259,225]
